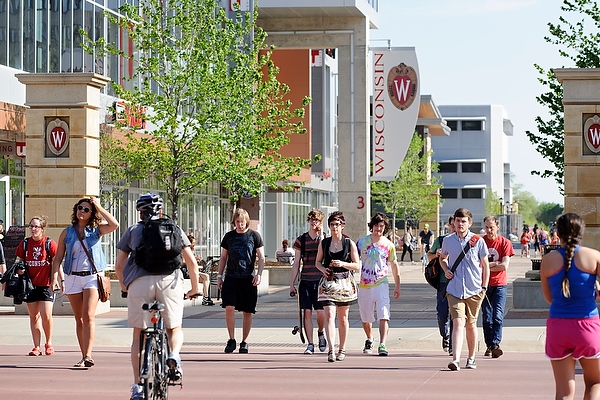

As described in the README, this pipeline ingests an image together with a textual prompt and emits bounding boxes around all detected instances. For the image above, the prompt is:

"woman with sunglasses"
[15,216,59,356]
[52,196,118,367]
[315,211,360,362]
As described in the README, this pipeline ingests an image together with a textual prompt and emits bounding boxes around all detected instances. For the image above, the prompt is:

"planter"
[512,278,548,309]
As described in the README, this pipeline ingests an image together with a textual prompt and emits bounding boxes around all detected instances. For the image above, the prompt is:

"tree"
[484,188,502,216]
[536,202,564,227]
[371,133,442,233]
[513,184,540,228]
[526,0,600,194]
[87,0,314,221]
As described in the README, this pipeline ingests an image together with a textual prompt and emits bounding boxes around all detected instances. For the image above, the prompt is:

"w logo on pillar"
[45,118,70,157]
[387,63,418,111]
[584,115,600,154]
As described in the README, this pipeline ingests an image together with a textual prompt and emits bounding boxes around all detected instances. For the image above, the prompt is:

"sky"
[371,0,568,205]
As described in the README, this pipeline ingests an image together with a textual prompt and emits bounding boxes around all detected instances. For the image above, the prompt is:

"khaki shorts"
[127,271,184,329]
[447,291,485,324]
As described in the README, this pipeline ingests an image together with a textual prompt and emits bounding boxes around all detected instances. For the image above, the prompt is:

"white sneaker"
[304,344,314,354]
[130,384,144,399]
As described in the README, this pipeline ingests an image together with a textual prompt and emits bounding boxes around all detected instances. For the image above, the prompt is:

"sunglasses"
[77,205,91,213]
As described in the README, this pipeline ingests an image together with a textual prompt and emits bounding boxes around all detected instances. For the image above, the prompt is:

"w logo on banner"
[387,62,418,111]
[46,118,70,156]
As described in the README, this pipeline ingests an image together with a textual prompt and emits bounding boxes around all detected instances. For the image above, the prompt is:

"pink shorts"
[546,317,600,360]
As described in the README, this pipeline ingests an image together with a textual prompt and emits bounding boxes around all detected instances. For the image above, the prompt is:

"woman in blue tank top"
[540,213,600,400]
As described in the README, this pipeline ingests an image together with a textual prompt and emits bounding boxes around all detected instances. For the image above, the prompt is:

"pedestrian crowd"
[3,199,597,400]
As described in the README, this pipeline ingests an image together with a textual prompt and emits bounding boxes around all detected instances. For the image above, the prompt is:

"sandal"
[327,350,335,362]
[44,343,54,356]
[336,349,346,361]
[73,358,86,367]
[28,347,42,356]
[83,356,95,367]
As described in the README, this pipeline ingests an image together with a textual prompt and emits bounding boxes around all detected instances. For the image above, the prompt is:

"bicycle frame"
[139,301,169,400]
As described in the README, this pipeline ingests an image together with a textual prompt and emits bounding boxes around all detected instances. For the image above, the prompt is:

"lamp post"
[499,197,503,215]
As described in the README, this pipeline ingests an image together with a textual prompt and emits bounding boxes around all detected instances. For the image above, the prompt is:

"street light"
[499,197,503,215]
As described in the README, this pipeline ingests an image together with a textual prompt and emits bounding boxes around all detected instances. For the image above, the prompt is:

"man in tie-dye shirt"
[357,212,401,356]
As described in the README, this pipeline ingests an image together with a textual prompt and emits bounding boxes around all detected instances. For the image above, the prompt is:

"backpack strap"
[449,234,480,274]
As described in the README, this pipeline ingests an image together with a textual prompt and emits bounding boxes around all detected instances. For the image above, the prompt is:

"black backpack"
[134,217,183,274]
[424,235,444,290]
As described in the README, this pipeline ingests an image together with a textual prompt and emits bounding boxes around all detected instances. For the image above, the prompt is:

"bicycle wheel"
[156,329,169,399]
[141,334,157,399]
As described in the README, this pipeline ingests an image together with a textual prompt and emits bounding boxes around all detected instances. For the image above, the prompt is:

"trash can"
[543,244,560,255]
[531,259,542,270]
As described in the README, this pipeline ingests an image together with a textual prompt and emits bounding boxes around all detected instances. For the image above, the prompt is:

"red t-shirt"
[483,235,515,286]
[15,236,58,287]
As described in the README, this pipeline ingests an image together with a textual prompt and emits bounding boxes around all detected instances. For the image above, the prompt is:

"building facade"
[0,0,380,261]
[432,105,513,233]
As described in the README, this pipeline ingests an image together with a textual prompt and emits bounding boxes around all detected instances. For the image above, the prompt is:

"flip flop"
[83,356,95,367]
[73,358,86,367]
[45,343,54,355]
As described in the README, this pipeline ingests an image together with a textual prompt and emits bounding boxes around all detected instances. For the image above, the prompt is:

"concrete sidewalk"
[0,253,572,399]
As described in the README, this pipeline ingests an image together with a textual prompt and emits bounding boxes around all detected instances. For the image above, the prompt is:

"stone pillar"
[15,73,110,240]
[554,68,600,249]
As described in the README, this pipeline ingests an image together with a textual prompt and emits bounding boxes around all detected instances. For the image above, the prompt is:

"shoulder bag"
[78,235,111,302]
[317,237,358,303]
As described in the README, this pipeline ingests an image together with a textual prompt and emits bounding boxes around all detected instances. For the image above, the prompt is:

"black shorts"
[299,280,324,311]
[220,276,257,313]
[24,286,55,303]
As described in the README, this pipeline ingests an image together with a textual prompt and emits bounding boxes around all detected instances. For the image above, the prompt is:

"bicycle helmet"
[136,193,163,216]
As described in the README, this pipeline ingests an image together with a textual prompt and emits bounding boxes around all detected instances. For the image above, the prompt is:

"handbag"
[77,235,111,302]
[317,270,358,303]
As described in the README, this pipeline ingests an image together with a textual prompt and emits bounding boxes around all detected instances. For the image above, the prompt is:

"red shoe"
[28,347,42,356]
[45,343,54,355]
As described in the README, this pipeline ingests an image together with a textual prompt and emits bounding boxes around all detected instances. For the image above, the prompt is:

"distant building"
[432,105,514,233]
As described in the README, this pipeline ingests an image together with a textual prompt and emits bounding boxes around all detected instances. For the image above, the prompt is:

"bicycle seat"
[142,301,165,312]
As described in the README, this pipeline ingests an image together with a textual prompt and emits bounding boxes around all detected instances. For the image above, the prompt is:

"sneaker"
[202,298,215,306]
[239,341,249,354]
[363,339,373,354]
[484,348,491,357]
[130,383,145,400]
[442,337,450,352]
[336,349,346,361]
[224,339,236,354]
[465,358,477,369]
[166,353,182,383]
[304,344,314,355]
[318,332,327,352]
[448,360,460,371]
[327,350,335,362]
[448,348,453,357]
[378,344,388,356]
[491,345,503,358]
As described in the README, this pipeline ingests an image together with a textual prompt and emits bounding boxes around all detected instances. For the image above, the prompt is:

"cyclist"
[115,193,200,400]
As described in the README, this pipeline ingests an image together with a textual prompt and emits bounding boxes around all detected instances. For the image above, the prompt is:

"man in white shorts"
[115,193,200,400]
[357,212,401,356]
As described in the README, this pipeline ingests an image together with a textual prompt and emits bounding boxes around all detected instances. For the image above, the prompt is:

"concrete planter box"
[512,278,548,309]
[265,265,292,286]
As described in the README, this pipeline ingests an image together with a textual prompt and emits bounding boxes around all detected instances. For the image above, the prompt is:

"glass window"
[446,120,457,131]
[462,188,483,199]
[461,120,483,131]
[440,188,458,199]
[461,162,482,173]
[0,0,7,66]
[438,162,458,173]
[9,0,21,69]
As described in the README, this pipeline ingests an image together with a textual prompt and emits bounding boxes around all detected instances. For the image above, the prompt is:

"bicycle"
[138,301,175,400]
